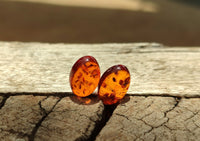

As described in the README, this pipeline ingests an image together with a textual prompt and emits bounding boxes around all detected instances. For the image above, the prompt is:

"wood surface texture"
[0,41,199,96]
[0,41,199,141]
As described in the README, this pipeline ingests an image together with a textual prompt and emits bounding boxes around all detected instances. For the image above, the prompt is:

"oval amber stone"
[70,56,100,97]
[98,65,130,105]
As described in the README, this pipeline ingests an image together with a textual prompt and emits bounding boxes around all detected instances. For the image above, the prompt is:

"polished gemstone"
[98,65,130,105]
[70,56,100,97]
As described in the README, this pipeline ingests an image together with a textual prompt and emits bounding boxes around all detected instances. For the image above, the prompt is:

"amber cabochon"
[98,65,130,105]
[70,56,100,97]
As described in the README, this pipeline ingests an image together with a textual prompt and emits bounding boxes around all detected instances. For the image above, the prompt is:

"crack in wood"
[73,106,104,141]
[0,92,200,99]
[141,97,181,138]
[101,96,183,141]
[38,97,49,115]
[75,104,117,141]
[28,97,62,141]
[1,92,200,99]
[0,94,198,141]
[115,113,131,121]
[0,96,9,110]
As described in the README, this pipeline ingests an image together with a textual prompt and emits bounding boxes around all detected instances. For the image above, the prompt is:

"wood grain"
[0,95,103,141]
[97,96,200,141]
[0,41,199,97]
[0,41,200,140]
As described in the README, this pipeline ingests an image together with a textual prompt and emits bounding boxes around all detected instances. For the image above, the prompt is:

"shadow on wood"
[70,94,100,105]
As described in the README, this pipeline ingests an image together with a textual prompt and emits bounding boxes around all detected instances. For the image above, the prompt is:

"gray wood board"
[0,41,199,97]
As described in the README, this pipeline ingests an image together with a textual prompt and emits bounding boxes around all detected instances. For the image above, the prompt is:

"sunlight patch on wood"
[8,0,158,13]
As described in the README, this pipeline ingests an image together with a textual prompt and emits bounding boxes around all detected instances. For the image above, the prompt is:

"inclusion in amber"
[98,65,130,105]
[70,56,100,97]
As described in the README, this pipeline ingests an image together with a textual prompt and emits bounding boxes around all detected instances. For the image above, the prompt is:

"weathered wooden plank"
[0,95,103,141]
[96,96,200,141]
[35,96,103,141]
[0,41,200,97]
[0,95,48,141]
[1,42,199,141]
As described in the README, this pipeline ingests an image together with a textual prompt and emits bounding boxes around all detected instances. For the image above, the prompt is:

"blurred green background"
[0,0,200,46]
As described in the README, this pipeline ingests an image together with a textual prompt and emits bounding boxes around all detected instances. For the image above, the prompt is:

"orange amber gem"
[70,56,100,97]
[98,65,130,105]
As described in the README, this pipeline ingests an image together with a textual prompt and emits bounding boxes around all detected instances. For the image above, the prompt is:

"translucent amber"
[70,56,100,97]
[98,65,130,105]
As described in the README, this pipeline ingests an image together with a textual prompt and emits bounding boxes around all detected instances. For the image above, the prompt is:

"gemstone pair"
[70,56,130,105]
